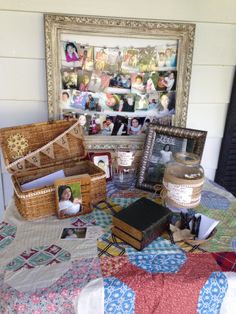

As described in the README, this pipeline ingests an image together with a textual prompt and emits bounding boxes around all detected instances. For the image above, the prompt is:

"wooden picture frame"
[90,152,112,181]
[136,124,207,191]
[44,14,195,150]
[54,174,92,219]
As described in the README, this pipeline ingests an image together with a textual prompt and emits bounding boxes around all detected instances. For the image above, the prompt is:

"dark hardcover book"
[112,197,172,248]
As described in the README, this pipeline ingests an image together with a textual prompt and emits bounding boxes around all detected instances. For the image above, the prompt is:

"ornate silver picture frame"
[136,124,207,191]
[44,14,195,150]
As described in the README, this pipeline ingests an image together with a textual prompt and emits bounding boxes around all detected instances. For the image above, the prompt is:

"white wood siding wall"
[0,1,236,219]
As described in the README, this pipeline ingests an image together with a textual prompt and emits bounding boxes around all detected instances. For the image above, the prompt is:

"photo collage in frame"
[59,40,178,136]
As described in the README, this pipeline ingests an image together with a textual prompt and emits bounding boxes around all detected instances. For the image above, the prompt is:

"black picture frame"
[136,124,207,191]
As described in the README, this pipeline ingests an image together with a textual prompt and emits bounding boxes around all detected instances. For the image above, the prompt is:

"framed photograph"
[55,175,91,218]
[44,14,195,150]
[136,124,207,191]
[90,152,112,181]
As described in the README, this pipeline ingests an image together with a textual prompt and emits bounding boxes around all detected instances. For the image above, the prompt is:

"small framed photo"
[90,152,112,181]
[55,174,91,219]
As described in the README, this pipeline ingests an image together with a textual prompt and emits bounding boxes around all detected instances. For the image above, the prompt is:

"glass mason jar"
[113,147,136,190]
[163,152,204,209]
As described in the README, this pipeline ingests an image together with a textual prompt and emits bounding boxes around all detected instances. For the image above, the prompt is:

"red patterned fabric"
[101,253,221,314]
[212,251,236,272]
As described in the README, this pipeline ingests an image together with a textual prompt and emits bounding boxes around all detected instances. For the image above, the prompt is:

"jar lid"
[173,152,200,165]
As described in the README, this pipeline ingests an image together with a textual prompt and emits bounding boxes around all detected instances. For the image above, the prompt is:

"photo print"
[94,47,109,71]
[77,70,92,92]
[122,48,139,72]
[147,93,160,111]
[128,117,145,135]
[60,90,72,110]
[77,113,91,135]
[111,115,129,136]
[88,114,103,135]
[64,41,79,63]
[56,181,83,219]
[157,91,176,117]
[91,152,112,180]
[131,73,145,94]
[61,227,87,239]
[135,94,149,110]
[104,48,123,72]
[116,94,135,112]
[156,40,178,69]
[138,47,157,72]
[85,93,101,111]
[156,71,177,92]
[61,68,78,90]
[77,45,94,71]
[70,91,88,110]
[106,73,131,94]
[89,71,111,92]
[144,134,188,184]
[100,115,115,136]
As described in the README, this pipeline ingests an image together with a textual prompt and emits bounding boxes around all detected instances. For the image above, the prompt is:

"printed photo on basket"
[56,181,83,219]
[60,227,87,239]
[90,152,112,180]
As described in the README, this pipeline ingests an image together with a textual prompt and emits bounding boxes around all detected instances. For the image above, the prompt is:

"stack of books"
[112,197,172,250]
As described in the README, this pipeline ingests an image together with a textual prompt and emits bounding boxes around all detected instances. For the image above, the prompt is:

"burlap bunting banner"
[26,152,41,167]
[55,136,70,151]
[10,160,25,172]
[69,125,82,139]
[7,120,81,171]
[41,145,55,159]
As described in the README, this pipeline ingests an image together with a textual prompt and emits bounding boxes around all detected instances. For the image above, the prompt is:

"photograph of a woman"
[57,184,82,218]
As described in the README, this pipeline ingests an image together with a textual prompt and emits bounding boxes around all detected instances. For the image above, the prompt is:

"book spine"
[112,216,142,240]
[142,213,171,246]
[112,227,142,250]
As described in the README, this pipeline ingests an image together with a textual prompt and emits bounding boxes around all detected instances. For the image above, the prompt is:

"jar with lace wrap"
[163,152,204,209]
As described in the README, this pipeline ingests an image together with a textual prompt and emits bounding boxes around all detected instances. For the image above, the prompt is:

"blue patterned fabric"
[200,191,230,210]
[129,252,186,273]
[0,222,17,250]
[93,209,112,231]
[126,236,183,256]
[197,272,228,314]
[111,197,139,208]
[104,277,135,314]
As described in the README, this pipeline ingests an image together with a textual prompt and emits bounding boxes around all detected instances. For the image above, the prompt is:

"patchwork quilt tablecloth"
[0,180,236,313]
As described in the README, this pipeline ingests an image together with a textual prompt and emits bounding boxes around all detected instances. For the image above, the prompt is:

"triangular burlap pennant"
[55,135,70,151]
[10,160,25,172]
[41,144,55,159]
[26,152,41,168]
[69,125,82,139]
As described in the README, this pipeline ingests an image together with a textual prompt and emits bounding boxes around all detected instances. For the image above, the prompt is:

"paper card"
[21,170,65,191]
[190,213,219,240]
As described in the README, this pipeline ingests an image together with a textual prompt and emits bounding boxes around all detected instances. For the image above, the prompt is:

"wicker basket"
[0,120,106,220]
